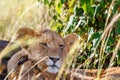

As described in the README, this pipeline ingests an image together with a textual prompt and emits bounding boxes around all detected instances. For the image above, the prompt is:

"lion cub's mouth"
[47,65,59,73]
[45,60,61,73]
[49,64,59,68]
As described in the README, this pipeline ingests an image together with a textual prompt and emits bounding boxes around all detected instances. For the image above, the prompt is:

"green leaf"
[80,0,94,16]
[53,15,57,20]
[61,0,68,4]
[116,20,120,34]
[44,0,49,4]
[55,1,63,15]
[108,36,114,45]
[117,50,120,65]
[92,32,100,39]
[74,5,84,16]
[92,32,101,47]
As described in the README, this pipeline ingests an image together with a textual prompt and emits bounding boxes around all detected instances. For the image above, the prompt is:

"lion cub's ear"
[16,28,36,40]
[16,28,38,49]
[64,33,79,51]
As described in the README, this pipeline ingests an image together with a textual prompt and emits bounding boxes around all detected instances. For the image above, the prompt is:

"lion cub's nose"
[49,57,60,63]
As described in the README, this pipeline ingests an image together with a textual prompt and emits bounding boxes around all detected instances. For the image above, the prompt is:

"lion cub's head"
[7,28,78,80]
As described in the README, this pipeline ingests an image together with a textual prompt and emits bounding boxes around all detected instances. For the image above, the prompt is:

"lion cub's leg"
[7,49,47,80]
[7,49,32,80]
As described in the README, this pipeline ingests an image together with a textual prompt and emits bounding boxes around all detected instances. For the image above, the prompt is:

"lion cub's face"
[28,30,67,73]
[7,28,78,79]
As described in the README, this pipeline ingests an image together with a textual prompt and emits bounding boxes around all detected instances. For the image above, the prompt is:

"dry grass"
[0,0,52,40]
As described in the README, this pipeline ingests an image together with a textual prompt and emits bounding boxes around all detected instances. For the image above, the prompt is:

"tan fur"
[7,28,79,80]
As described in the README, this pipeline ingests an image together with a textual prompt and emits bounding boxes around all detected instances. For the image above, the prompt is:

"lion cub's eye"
[39,43,48,48]
[59,44,65,50]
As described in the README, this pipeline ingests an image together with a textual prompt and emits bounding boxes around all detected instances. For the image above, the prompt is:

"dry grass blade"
[56,37,79,80]
[18,65,25,80]
[109,39,120,67]
[20,56,48,79]
[104,0,116,28]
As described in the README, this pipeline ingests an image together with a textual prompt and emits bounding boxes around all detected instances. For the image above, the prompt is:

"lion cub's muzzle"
[45,55,61,74]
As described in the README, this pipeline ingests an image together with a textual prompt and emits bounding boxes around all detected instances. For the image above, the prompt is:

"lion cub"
[7,28,78,80]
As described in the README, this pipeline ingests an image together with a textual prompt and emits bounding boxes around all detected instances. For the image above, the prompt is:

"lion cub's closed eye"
[39,43,48,48]
[7,28,79,80]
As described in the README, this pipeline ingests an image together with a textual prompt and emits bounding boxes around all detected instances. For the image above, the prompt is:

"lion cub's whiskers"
[20,56,48,79]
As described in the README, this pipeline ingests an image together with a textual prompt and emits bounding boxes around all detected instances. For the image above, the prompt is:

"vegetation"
[37,0,120,69]
[0,0,120,79]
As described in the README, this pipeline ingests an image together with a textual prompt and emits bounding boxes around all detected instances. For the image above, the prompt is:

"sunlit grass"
[0,0,52,40]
